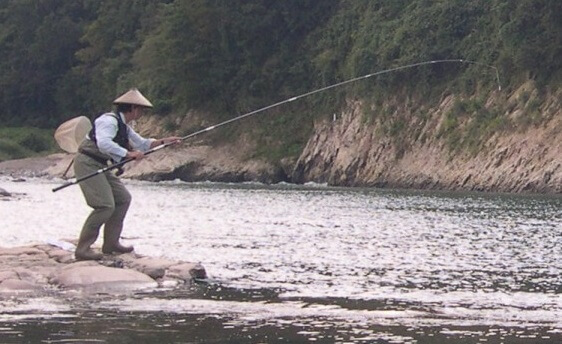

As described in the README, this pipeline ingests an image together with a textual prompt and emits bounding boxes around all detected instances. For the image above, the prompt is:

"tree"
[0,0,95,126]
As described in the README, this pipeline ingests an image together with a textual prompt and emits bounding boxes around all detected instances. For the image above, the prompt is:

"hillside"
[293,83,561,193]
[0,0,560,192]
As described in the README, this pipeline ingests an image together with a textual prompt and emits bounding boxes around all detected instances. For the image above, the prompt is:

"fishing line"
[182,59,500,139]
[53,58,501,192]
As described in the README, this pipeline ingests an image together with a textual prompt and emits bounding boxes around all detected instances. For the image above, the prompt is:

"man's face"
[131,105,145,120]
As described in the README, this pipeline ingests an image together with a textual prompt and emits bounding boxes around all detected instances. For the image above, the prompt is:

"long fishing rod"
[52,58,501,192]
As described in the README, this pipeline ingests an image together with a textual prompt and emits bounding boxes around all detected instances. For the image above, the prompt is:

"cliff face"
[292,83,561,193]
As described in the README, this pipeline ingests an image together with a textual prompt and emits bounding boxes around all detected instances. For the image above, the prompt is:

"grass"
[434,96,513,155]
[0,127,58,162]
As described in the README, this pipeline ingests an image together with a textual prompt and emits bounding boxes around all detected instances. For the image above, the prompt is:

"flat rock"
[0,279,43,293]
[46,248,75,263]
[125,257,178,279]
[0,247,46,256]
[0,240,207,297]
[52,264,158,291]
[0,270,18,283]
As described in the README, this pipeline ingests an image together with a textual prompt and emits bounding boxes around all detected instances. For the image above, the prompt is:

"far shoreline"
[1,153,560,196]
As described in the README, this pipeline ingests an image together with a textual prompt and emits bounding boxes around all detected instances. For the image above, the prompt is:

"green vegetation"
[0,128,57,161]
[0,0,559,161]
[436,97,514,155]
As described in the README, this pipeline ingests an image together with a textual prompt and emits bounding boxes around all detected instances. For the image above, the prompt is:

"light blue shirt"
[88,112,154,162]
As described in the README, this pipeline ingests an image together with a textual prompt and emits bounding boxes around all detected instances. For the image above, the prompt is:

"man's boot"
[102,223,134,253]
[75,227,102,261]
[75,248,103,261]
[102,222,133,254]
[75,205,114,260]
[101,211,134,254]
[102,242,134,254]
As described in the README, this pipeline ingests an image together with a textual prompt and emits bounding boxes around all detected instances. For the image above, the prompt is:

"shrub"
[20,133,51,152]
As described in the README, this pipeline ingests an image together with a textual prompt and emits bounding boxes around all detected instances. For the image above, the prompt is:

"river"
[0,176,560,343]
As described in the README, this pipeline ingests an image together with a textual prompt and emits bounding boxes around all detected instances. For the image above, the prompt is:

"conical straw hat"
[113,88,153,108]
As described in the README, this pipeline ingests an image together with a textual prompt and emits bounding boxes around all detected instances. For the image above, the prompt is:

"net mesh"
[54,116,92,153]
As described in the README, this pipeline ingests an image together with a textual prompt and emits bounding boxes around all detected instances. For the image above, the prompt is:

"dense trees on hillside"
[0,0,94,126]
[133,0,337,116]
[0,0,560,128]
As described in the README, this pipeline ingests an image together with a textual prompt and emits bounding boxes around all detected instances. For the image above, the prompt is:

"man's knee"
[95,202,116,216]
[83,202,116,226]
[86,197,116,214]
[116,189,131,206]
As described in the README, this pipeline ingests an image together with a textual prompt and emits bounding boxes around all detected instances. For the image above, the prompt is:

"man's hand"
[126,150,145,160]
[152,137,182,148]
[162,136,182,145]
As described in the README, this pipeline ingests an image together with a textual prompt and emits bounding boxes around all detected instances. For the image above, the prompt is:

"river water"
[0,176,560,343]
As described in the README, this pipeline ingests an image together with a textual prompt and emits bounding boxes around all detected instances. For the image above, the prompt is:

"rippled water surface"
[1,176,561,343]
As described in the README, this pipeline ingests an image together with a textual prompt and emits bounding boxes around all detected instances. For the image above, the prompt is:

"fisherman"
[74,88,180,261]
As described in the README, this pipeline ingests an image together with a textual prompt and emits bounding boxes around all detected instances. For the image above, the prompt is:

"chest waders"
[74,113,134,260]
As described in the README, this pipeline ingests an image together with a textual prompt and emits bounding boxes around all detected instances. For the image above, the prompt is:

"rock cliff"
[293,83,561,193]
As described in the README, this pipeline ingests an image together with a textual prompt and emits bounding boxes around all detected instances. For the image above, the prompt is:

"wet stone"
[52,264,157,290]
[0,240,206,296]
[47,248,75,263]
[123,256,179,279]
[0,270,18,282]
[0,279,43,293]
[168,262,208,281]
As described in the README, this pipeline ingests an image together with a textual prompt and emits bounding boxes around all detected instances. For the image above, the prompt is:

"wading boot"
[102,224,134,254]
[102,242,134,254]
[75,248,103,261]
[75,222,103,261]
[102,195,133,255]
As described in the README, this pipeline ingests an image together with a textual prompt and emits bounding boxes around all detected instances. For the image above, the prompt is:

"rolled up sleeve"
[128,128,154,152]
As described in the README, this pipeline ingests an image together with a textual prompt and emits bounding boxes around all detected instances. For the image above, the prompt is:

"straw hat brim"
[113,88,153,108]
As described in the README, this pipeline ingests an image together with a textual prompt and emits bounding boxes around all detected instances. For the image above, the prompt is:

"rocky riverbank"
[0,144,284,184]
[0,81,559,193]
[0,240,206,296]
[293,84,562,194]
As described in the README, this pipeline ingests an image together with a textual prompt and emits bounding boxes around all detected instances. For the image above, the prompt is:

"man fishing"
[73,88,180,261]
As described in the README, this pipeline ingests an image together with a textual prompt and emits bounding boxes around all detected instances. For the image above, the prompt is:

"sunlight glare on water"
[0,176,560,342]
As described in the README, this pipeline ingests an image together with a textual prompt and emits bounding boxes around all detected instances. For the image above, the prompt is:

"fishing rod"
[52,58,501,192]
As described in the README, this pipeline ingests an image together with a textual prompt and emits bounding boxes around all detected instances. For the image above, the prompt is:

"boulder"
[0,270,18,283]
[52,264,158,291]
[168,262,207,281]
[124,257,179,279]
[0,279,43,293]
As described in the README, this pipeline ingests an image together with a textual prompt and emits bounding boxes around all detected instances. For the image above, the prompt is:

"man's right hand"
[126,150,145,160]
